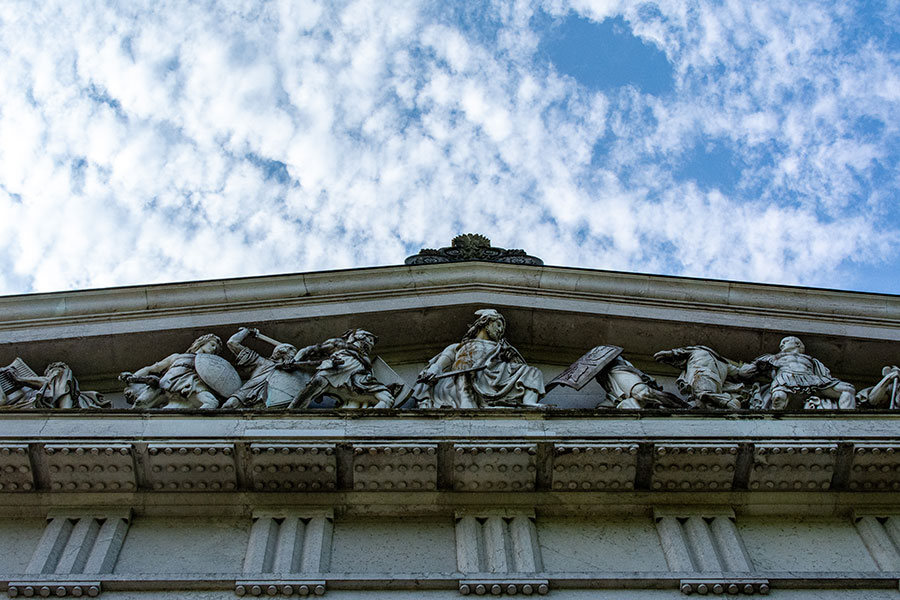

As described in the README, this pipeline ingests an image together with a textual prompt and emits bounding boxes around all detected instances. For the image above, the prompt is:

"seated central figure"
[413,309,545,409]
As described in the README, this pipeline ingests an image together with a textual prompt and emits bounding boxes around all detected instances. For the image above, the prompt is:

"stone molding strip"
[0,438,895,495]
[4,573,900,596]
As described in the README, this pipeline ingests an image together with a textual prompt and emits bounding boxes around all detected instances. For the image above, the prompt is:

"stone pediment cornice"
[2,262,900,386]
[2,263,899,332]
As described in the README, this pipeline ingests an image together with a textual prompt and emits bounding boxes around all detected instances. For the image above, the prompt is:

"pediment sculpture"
[120,334,237,410]
[857,366,900,408]
[739,336,856,410]
[412,309,546,409]
[0,358,107,409]
[4,316,899,412]
[286,328,407,409]
[547,345,688,409]
[654,346,749,410]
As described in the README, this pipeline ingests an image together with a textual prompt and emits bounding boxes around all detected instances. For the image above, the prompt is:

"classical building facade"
[1,237,899,599]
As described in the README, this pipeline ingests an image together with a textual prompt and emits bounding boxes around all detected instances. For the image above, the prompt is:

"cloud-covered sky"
[1,0,898,295]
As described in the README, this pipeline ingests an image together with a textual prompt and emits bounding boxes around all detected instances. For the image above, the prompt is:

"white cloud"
[0,0,897,296]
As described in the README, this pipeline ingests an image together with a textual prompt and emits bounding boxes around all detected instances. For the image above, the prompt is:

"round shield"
[265,369,311,408]
[195,353,242,397]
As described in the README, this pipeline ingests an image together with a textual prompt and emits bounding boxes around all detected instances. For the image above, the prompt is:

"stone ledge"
[458,579,549,595]
[0,434,893,495]
[234,580,325,597]
[7,581,100,597]
[2,573,899,594]
[679,579,769,595]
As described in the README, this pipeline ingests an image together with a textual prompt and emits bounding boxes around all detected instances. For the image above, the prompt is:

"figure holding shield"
[121,333,240,410]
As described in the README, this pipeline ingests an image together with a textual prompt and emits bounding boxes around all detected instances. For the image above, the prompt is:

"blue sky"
[0,1,899,294]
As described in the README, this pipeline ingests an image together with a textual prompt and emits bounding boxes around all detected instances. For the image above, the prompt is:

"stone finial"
[404,234,543,265]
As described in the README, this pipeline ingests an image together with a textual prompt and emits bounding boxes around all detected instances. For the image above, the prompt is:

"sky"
[0,0,899,296]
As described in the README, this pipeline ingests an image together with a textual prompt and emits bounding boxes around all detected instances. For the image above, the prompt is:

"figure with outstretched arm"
[221,327,299,409]
[739,336,855,410]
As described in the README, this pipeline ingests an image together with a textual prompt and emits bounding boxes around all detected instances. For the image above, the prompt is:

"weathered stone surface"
[651,444,738,492]
[551,444,637,491]
[146,443,236,491]
[0,445,33,492]
[44,444,135,492]
[748,444,836,491]
[452,444,537,492]
[351,444,437,492]
[247,444,336,492]
[848,445,900,491]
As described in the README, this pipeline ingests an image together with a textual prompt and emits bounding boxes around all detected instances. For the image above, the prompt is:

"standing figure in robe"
[0,359,107,409]
[412,309,545,409]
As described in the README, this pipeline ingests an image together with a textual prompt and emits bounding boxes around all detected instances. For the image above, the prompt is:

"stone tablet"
[547,345,624,391]
[195,353,242,397]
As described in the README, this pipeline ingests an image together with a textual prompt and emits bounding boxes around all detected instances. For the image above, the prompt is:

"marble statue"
[220,328,302,409]
[654,346,746,409]
[739,336,856,410]
[857,366,900,409]
[412,309,545,409]
[547,345,686,409]
[120,334,240,410]
[286,329,399,409]
[0,358,107,409]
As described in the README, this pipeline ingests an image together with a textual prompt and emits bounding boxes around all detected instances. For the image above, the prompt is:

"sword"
[252,331,285,347]
[890,375,898,410]
[429,363,490,380]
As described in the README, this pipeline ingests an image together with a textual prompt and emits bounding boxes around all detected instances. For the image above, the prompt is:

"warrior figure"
[412,309,545,409]
[0,359,107,409]
[547,345,686,409]
[286,329,397,410]
[120,334,233,410]
[739,336,856,410]
[654,345,745,409]
[221,328,299,409]
[857,366,900,409]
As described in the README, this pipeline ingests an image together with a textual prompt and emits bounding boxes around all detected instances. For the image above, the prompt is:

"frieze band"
[1,307,897,412]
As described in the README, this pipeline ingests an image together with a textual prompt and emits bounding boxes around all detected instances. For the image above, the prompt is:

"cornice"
[1,262,898,334]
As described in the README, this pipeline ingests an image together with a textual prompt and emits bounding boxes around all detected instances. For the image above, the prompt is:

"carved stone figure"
[286,329,398,410]
[412,309,545,409]
[0,358,107,409]
[857,366,900,408]
[739,336,856,410]
[120,334,239,410]
[548,345,686,409]
[220,328,302,409]
[654,346,746,409]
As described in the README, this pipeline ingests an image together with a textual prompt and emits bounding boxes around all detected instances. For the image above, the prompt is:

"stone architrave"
[195,353,242,398]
